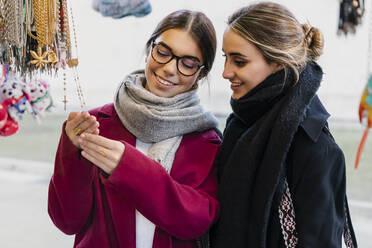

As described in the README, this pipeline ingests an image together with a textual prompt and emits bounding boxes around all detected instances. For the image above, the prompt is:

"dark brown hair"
[228,2,324,82]
[146,10,217,79]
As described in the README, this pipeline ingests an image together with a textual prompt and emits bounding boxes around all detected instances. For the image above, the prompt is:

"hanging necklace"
[3,0,26,48]
[0,0,5,46]
[2,0,26,71]
[68,5,85,109]
[28,0,58,68]
[55,0,84,110]
[57,0,71,110]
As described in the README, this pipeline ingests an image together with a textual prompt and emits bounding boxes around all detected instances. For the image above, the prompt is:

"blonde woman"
[211,2,357,248]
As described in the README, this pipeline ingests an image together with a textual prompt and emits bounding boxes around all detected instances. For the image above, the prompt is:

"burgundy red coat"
[48,103,221,248]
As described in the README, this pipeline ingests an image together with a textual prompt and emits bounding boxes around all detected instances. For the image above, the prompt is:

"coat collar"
[94,103,136,145]
[300,95,330,142]
[97,103,116,117]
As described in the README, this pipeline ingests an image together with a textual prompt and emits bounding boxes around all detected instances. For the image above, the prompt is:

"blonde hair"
[228,2,324,83]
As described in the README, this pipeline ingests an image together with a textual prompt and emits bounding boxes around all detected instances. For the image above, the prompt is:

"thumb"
[67,112,79,121]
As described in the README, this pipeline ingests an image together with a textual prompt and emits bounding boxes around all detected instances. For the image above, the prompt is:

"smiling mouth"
[155,74,177,86]
[231,82,243,87]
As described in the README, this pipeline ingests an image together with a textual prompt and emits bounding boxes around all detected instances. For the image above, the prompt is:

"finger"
[67,113,94,137]
[80,133,116,150]
[67,111,90,130]
[67,112,79,121]
[79,137,122,169]
[84,121,100,135]
[81,150,111,173]
[81,148,114,174]
[79,136,110,158]
[75,116,98,135]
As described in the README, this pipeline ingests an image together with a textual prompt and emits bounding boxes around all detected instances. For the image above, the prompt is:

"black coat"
[267,96,356,247]
[210,63,357,248]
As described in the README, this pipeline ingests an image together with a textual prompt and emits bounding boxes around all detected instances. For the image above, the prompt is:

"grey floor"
[0,157,370,248]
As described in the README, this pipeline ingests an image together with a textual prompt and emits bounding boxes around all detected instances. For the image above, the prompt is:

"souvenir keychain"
[355,0,371,168]
[355,77,372,168]
[338,0,365,35]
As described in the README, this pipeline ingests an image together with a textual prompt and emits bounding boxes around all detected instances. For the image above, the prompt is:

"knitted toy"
[25,78,53,120]
[0,64,19,136]
[355,75,372,168]
[92,0,152,19]
[0,76,33,122]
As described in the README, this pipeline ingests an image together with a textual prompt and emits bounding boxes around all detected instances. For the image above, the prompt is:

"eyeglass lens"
[152,43,201,76]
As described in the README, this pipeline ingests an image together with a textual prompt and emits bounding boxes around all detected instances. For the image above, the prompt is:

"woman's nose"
[162,58,178,76]
[222,63,234,80]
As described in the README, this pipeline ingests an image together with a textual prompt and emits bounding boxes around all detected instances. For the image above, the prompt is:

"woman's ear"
[271,63,283,74]
[191,82,199,90]
[197,70,207,81]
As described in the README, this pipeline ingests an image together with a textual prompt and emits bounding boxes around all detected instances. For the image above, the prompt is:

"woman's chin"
[146,85,173,98]
[232,93,243,100]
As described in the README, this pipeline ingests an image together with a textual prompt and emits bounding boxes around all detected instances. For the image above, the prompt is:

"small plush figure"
[0,101,19,136]
[0,75,33,122]
[26,78,53,119]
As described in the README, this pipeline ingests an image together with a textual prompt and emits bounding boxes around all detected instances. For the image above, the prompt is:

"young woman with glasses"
[210,2,357,248]
[48,10,220,248]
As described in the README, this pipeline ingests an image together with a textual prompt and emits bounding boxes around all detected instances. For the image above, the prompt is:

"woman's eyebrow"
[223,50,248,58]
[157,41,173,52]
[158,41,202,62]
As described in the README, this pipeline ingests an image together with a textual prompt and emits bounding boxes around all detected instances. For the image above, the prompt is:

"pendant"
[30,46,59,67]
[67,58,78,68]
[30,46,49,68]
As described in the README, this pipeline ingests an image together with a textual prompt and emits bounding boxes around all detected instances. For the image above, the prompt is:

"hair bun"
[302,23,324,61]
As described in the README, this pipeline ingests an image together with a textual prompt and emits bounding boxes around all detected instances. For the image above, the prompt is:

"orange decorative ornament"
[355,75,372,168]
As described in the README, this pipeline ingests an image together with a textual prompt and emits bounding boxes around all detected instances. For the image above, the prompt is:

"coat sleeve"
[103,135,221,240]
[48,122,95,235]
[288,128,346,248]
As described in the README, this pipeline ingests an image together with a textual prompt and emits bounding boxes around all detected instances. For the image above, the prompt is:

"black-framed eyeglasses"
[151,42,204,76]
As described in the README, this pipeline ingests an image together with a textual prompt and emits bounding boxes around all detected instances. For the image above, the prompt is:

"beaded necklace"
[68,5,85,109]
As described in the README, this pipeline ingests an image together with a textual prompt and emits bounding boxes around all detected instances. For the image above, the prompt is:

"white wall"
[52,0,368,121]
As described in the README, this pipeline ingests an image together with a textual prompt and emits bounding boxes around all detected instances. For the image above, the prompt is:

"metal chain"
[69,2,86,108]
[3,0,25,48]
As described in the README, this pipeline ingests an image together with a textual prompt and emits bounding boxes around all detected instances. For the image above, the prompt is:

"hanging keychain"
[93,0,152,19]
[355,0,372,168]
[338,0,365,35]
[355,78,372,168]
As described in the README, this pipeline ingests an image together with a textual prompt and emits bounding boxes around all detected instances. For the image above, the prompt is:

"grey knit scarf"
[114,70,218,172]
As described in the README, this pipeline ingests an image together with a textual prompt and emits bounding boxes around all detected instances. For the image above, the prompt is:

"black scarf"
[211,62,323,247]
